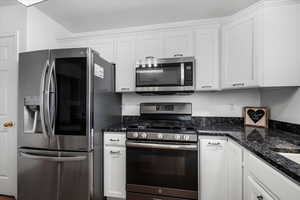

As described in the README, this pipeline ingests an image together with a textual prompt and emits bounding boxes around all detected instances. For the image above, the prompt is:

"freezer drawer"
[18,148,93,200]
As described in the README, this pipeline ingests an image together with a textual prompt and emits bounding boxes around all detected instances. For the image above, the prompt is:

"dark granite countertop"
[198,126,300,186]
[103,117,300,186]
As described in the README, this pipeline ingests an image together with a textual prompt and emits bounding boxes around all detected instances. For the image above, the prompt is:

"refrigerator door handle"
[40,60,50,138]
[45,61,55,136]
[52,61,57,137]
[20,152,87,162]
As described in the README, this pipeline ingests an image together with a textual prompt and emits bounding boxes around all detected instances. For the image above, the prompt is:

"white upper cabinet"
[135,33,163,60]
[163,30,194,58]
[222,16,258,89]
[195,28,220,90]
[89,39,115,62]
[222,1,300,89]
[257,3,300,87]
[115,37,136,92]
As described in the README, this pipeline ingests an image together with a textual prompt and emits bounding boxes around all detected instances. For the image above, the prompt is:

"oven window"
[136,64,182,87]
[127,147,197,191]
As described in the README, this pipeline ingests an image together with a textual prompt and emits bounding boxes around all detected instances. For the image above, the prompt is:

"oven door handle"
[126,142,198,151]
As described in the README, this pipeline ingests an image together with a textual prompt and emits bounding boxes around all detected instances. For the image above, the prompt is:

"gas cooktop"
[126,103,197,142]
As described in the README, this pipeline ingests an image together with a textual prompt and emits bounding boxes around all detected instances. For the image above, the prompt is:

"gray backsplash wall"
[261,87,300,124]
[122,89,261,117]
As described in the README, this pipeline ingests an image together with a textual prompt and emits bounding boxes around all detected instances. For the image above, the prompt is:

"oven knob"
[141,132,148,139]
[132,132,139,138]
[157,134,163,139]
[184,135,190,141]
[175,134,181,140]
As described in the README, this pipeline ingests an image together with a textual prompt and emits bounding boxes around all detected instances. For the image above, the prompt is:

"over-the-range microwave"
[135,57,195,94]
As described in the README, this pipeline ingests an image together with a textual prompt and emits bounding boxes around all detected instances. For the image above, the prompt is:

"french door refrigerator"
[17,48,121,200]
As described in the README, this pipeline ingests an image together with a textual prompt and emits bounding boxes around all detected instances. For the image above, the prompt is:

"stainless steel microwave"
[135,57,195,93]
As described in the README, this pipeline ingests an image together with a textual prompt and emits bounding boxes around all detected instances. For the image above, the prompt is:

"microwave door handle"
[40,60,50,138]
[180,63,184,86]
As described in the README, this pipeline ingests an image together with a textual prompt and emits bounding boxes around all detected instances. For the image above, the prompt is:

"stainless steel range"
[126,103,198,200]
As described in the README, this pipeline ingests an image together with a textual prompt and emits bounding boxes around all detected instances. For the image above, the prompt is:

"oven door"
[126,141,198,199]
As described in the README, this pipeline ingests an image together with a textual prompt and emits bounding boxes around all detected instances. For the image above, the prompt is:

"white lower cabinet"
[200,137,300,200]
[244,151,300,200]
[104,133,126,199]
[226,139,243,200]
[200,138,227,200]
[245,174,276,200]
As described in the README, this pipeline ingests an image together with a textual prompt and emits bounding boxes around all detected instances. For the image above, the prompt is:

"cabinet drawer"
[245,151,300,200]
[104,133,126,147]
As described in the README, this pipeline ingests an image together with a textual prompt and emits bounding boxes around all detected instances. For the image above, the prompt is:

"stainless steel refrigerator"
[17,48,121,200]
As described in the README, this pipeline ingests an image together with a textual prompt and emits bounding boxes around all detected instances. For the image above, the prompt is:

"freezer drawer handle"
[20,152,87,162]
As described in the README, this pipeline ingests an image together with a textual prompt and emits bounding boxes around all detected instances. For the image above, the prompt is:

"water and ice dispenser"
[24,96,42,134]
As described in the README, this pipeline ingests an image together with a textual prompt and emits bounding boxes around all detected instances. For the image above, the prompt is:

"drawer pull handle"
[145,56,155,59]
[110,151,121,154]
[208,142,221,146]
[121,88,129,91]
[109,139,120,142]
[174,54,183,57]
[257,195,263,200]
[201,85,212,89]
[232,83,245,87]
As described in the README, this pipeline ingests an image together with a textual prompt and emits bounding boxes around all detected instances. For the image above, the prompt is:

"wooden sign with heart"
[244,107,269,128]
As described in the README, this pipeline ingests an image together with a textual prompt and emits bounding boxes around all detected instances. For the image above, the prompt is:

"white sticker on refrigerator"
[94,64,104,79]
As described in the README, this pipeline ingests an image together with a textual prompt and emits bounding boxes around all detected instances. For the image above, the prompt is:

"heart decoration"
[247,109,265,123]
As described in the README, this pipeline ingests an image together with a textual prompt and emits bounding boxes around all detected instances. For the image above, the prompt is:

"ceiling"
[4,0,262,33]
[0,0,17,6]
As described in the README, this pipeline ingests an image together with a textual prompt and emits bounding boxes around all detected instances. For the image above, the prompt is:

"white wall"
[261,88,300,124]
[26,7,71,51]
[123,89,261,116]
[0,5,27,51]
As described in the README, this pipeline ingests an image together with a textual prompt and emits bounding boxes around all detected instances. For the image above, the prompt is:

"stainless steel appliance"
[126,103,198,200]
[135,57,195,93]
[18,48,121,200]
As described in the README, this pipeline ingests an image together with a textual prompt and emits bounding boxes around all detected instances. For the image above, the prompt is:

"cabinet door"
[222,17,258,89]
[115,37,136,92]
[104,146,126,199]
[227,140,243,200]
[200,139,227,200]
[89,39,115,62]
[163,30,193,58]
[135,33,163,60]
[195,28,220,90]
[245,175,277,200]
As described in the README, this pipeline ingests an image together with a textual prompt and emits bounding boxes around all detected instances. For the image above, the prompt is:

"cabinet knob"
[257,195,263,200]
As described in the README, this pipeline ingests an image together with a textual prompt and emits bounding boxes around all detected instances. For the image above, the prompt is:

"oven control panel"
[127,131,197,142]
